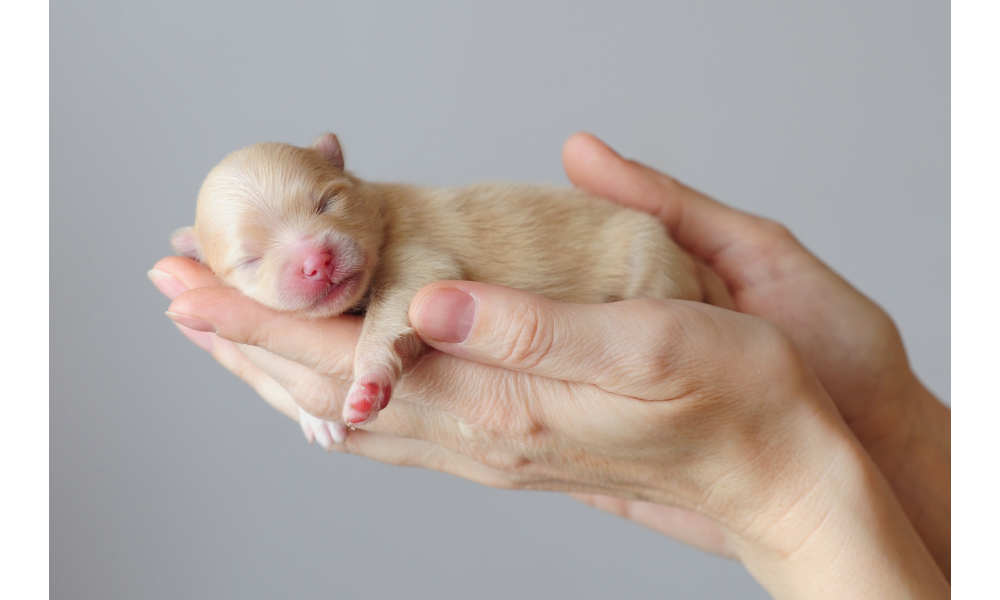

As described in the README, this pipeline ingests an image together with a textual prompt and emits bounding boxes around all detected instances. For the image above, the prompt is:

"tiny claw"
[315,428,334,451]
[298,406,345,451]
[329,422,347,445]
[299,407,312,435]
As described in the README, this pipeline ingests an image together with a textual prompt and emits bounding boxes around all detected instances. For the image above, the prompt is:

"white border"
[0,2,49,598]
[952,0,999,595]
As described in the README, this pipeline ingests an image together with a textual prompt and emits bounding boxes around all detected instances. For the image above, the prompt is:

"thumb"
[408,280,697,398]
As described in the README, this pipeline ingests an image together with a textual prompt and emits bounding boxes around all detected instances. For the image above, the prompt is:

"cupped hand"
[562,133,922,441]
[151,256,736,555]
[153,263,946,597]
[560,133,950,576]
[150,256,362,441]
[156,252,852,542]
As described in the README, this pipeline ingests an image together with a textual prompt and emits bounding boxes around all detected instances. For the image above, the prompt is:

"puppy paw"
[342,373,393,427]
[298,406,347,451]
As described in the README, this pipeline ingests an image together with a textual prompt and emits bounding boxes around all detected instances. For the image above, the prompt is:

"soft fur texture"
[172,134,707,447]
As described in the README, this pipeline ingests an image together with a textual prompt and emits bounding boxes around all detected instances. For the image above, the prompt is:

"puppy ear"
[311,133,345,170]
[170,226,204,262]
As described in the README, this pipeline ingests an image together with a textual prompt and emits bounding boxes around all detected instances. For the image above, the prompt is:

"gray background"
[51,1,949,598]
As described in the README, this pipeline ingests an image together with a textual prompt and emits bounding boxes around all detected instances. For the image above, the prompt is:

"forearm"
[733,421,949,599]
[859,381,951,579]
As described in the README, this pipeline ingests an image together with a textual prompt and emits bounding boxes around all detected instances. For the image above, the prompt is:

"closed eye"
[317,196,337,214]
[237,257,261,270]
[317,184,349,214]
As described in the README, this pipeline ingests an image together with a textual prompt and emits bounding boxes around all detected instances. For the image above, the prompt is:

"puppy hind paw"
[297,406,347,451]
[343,376,393,427]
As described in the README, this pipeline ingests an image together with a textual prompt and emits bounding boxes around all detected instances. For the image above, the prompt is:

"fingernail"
[165,311,217,333]
[148,269,188,300]
[417,289,476,344]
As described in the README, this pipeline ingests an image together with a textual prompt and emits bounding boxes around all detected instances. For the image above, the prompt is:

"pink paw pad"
[343,378,393,426]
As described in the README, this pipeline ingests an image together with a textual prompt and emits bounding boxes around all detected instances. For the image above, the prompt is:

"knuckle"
[754,217,797,245]
[239,314,274,349]
[479,452,535,484]
[604,300,685,388]
[290,376,344,418]
[454,375,548,487]
[496,300,555,371]
[474,469,526,491]
[624,297,674,318]
[312,351,355,380]
[649,169,681,198]
[752,323,808,382]
[464,374,547,441]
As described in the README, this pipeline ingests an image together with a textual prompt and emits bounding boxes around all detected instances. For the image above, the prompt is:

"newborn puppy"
[172,134,706,449]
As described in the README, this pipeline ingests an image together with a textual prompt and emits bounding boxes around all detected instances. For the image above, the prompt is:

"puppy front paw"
[342,372,393,427]
[298,406,347,451]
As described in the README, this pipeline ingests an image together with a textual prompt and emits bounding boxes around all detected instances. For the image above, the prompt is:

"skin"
[150,133,950,597]
[558,134,951,577]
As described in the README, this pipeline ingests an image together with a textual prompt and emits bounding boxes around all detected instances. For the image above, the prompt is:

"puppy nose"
[301,249,334,280]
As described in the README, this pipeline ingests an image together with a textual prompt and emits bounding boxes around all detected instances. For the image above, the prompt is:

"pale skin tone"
[150,133,950,598]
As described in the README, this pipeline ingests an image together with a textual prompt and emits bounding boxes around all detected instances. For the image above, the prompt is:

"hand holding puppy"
[153,257,947,599]
[150,134,949,597]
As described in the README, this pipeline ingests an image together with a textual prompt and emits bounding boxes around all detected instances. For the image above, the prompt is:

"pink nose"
[301,249,334,281]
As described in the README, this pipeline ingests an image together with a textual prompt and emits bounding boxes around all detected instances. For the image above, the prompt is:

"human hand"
[150,256,735,556]
[401,281,947,598]
[150,256,358,445]
[154,260,946,597]
[560,133,951,577]
[157,257,835,520]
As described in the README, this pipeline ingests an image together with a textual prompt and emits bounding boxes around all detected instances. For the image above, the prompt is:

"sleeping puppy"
[172,134,710,449]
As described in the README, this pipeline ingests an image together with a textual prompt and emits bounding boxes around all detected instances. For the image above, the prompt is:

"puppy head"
[172,134,384,317]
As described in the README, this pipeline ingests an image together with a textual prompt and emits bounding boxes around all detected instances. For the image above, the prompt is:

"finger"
[152,256,350,421]
[372,360,655,471]
[346,429,592,494]
[233,343,350,447]
[149,257,222,309]
[353,345,613,449]
[409,280,718,398]
[151,258,300,420]
[344,429,520,490]
[561,133,806,289]
[152,256,225,291]
[211,335,301,421]
[238,343,348,421]
[693,258,736,310]
[153,255,360,379]
[360,396,462,444]
[165,285,362,379]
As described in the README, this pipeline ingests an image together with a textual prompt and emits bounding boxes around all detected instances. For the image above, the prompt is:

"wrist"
[730,417,949,599]
[844,372,952,580]
[841,363,949,485]
[870,380,952,579]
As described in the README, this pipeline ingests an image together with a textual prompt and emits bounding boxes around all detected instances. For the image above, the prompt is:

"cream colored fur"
[172,134,709,440]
